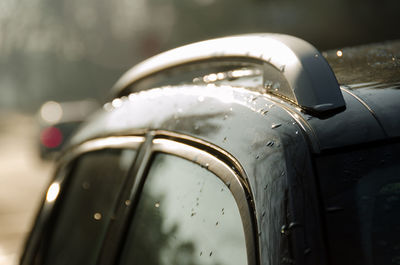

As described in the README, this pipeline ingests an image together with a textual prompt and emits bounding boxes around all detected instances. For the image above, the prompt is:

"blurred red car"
[37,99,99,159]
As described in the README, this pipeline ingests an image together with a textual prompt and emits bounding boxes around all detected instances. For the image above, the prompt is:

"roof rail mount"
[113,33,346,116]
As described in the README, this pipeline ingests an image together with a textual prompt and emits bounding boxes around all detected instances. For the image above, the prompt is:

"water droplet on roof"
[266,141,274,147]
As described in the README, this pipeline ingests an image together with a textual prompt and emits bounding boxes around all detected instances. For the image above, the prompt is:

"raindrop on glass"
[271,123,281,129]
[155,202,160,208]
[82,182,90,190]
[93,213,102,220]
[209,251,213,257]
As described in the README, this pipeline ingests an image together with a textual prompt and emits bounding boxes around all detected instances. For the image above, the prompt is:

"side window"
[119,153,247,265]
[43,149,136,265]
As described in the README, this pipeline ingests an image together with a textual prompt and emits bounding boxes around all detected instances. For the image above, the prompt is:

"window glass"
[43,149,136,265]
[119,153,247,265]
[316,142,400,265]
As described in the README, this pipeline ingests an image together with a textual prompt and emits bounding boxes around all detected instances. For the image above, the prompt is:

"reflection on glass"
[43,149,136,265]
[119,154,247,265]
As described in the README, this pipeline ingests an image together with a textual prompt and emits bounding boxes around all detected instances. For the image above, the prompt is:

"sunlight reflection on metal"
[46,182,60,203]
[40,101,63,124]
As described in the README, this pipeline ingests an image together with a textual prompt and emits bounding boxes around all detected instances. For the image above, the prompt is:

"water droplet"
[191,212,196,217]
[125,200,131,206]
[279,65,286,72]
[256,155,260,159]
[262,211,266,217]
[272,82,281,91]
[271,123,281,129]
[209,251,213,257]
[314,54,319,58]
[155,202,160,208]
[93,212,102,220]
[223,137,227,143]
[216,221,219,226]
[103,102,113,112]
[205,163,209,169]
[258,231,262,236]
[295,131,299,135]
[223,114,228,120]
[288,222,302,229]
[112,98,123,108]
[260,109,268,115]
[304,248,311,255]
[264,80,273,89]
[280,225,287,235]
[264,184,268,190]
[266,140,274,147]
[200,251,203,256]
[194,124,200,130]
[226,182,231,188]
[326,206,344,212]
[82,181,90,190]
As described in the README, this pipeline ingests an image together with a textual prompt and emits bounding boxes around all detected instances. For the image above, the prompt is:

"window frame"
[22,132,259,265]
[111,130,258,265]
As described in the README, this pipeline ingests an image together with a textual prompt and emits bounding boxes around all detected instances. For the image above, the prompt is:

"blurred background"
[0,0,400,264]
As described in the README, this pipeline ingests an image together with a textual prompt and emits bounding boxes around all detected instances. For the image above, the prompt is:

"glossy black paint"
[22,38,400,265]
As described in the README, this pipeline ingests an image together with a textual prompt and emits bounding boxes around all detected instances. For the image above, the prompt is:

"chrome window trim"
[150,136,258,265]
[22,133,258,265]
[20,135,145,265]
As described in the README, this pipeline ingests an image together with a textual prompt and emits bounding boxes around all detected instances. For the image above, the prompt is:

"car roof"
[70,35,400,155]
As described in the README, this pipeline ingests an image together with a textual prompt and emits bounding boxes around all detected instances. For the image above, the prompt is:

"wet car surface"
[21,34,400,265]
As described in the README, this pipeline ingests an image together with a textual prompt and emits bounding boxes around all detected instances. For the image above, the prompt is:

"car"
[37,99,99,159]
[21,33,400,265]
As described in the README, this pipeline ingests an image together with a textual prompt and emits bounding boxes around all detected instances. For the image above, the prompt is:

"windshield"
[315,142,400,265]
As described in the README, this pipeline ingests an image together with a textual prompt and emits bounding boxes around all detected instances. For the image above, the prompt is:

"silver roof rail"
[112,33,345,115]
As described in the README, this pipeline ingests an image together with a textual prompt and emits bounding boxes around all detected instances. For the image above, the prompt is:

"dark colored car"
[37,100,99,159]
[22,34,400,265]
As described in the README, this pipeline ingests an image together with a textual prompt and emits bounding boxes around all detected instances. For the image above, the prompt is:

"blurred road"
[0,113,53,265]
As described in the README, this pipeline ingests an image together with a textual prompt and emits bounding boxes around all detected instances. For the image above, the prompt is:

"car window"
[43,149,137,265]
[316,142,400,265]
[119,153,247,265]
